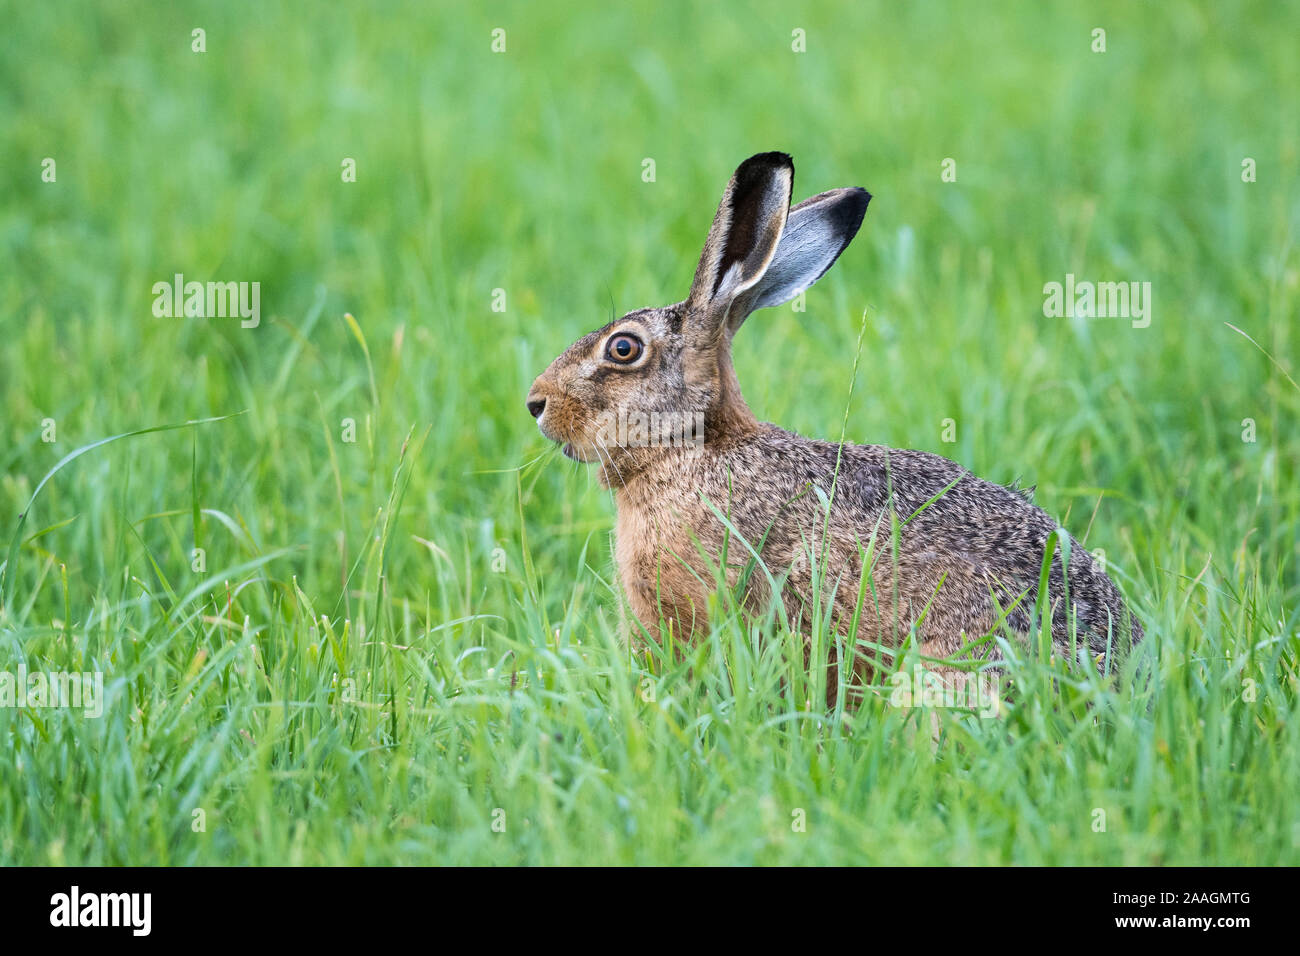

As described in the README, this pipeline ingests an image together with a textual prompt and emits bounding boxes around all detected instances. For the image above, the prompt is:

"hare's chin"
[560,442,598,463]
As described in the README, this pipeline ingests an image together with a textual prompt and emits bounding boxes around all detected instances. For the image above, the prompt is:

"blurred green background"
[0,0,1297,865]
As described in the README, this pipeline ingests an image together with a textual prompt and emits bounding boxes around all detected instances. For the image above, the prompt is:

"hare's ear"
[727,186,870,333]
[685,152,794,342]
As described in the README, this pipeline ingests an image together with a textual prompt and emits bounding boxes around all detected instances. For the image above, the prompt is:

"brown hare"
[527,152,1142,697]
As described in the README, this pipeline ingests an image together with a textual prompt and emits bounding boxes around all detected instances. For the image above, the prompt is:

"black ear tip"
[738,151,794,176]
[842,187,871,236]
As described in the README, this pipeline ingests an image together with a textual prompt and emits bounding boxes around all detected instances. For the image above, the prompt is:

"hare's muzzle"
[525,379,559,439]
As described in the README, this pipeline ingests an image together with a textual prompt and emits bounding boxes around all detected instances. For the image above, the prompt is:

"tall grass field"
[1,1,1297,865]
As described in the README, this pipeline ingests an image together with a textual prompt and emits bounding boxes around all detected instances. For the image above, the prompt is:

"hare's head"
[527,152,869,484]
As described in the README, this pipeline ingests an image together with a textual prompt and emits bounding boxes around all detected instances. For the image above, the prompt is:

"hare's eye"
[605,333,644,364]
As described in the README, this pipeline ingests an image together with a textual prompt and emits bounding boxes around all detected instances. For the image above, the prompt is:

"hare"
[526,152,1142,697]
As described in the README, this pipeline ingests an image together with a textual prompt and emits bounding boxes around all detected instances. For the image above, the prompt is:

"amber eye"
[605,332,644,364]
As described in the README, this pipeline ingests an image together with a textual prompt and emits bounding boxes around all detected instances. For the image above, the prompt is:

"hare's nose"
[526,397,546,419]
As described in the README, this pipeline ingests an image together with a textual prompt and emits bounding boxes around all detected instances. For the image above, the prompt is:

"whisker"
[594,436,627,489]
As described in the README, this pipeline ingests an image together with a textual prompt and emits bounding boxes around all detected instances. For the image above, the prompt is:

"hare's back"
[748,427,1139,649]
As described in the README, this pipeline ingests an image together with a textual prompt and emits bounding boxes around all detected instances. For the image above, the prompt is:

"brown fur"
[527,153,1142,700]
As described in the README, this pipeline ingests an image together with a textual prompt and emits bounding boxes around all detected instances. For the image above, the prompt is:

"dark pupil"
[615,338,633,358]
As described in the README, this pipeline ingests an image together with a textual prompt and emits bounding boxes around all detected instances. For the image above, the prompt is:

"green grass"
[1,0,1298,865]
